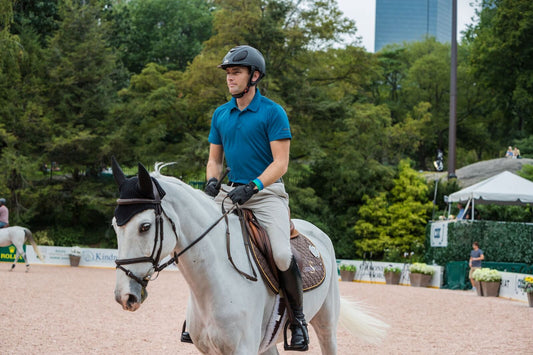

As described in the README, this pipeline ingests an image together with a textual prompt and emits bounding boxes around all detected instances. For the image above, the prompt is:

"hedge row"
[425,220,533,270]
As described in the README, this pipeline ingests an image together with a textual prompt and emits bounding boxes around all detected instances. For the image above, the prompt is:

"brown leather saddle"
[240,209,326,294]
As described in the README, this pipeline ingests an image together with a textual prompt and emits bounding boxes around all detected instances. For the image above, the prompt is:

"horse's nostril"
[127,293,138,306]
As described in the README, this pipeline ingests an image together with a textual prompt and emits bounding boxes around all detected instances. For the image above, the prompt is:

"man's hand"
[204,177,220,197]
[228,182,258,205]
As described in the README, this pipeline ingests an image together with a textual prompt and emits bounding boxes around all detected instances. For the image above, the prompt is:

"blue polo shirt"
[208,90,292,183]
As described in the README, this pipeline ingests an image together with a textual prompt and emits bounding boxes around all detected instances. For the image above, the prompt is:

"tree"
[469,0,533,140]
[107,0,213,73]
[354,160,433,258]
[45,0,118,178]
[12,0,60,45]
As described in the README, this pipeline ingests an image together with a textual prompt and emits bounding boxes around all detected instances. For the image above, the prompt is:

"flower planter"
[473,280,483,296]
[409,273,432,287]
[340,270,355,282]
[69,255,81,267]
[481,281,500,297]
[527,293,533,307]
[384,271,401,285]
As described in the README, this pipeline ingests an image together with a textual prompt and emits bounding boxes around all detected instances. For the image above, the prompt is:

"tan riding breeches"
[215,183,292,271]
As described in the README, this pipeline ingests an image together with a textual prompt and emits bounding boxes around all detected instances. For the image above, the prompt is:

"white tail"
[339,297,389,344]
[25,228,45,262]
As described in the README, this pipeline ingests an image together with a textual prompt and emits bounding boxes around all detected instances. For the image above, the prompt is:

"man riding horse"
[0,198,10,228]
[202,45,309,351]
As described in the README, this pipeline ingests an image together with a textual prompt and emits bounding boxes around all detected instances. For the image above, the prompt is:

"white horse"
[0,226,44,271]
[112,160,388,354]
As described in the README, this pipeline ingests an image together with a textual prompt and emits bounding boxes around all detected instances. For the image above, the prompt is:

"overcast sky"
[336,0,480,52]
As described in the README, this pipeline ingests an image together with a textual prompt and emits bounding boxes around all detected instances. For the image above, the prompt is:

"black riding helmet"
[218,45,266,98]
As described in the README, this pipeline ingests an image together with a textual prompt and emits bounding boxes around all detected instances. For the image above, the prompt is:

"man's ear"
[252,70,261,82]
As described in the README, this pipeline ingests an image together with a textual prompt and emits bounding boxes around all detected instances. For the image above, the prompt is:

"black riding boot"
[279,256,309,352]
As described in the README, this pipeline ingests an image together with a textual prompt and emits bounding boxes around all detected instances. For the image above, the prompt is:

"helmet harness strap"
[231,66,258,99]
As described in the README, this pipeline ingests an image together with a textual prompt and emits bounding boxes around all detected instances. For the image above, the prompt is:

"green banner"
[0,245,26,263]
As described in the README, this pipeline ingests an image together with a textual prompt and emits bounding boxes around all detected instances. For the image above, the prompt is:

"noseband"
[114,181,179,288]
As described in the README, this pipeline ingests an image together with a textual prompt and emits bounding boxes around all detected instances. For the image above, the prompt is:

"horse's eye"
[139,223,151,233]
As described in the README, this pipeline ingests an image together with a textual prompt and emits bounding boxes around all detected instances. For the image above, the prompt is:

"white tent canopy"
[448,171,533,206]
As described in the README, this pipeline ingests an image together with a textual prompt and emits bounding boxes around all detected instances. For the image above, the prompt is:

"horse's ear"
[137,163,153,197]
[111,156,126,187]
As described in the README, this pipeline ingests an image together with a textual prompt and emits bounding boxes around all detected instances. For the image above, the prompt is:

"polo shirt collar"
[230,88,262,112]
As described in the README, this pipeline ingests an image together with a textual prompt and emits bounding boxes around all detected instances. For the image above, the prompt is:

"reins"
[115,179,257,288]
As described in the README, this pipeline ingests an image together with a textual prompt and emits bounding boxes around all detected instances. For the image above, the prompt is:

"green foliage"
[384,266,401,274]
[12,0,59,45]
[469,0,533,141]
[108,0,213,73]
[0,0,531,255]
[339,264,356,272]
[45,0,119,176]
[521,276,533,293]
[410,262,434,275]
[512,135,533,159]
[518,164,533,181]
[425,221,533,266]
[472,268,502,282]
[354,160,433,258]
[33,230,54,246]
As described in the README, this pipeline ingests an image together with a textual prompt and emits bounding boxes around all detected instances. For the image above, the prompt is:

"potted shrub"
[409,263,434,287]
[339,264,356,282]
[520,276,533,307]
[69,246,82,267]
[472,268,501,297]
[383,266,402,285]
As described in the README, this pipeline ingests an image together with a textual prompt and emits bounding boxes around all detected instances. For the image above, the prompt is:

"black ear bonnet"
[112,158,166,226]
[114,176,166,226]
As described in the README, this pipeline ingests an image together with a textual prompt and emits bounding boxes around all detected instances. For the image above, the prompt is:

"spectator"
[456,203,465,220]
[0,198,9,228]
[469,241,484,291]
[513,146,521,159]
[505,146,513,158]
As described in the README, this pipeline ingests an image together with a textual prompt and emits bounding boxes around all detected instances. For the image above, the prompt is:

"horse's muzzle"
[115,284,148,311]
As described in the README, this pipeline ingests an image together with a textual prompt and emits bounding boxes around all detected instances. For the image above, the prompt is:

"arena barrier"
[337,259,444,288]
[10,246,529,303]
[23,245,177,270]
[337,259,529,303]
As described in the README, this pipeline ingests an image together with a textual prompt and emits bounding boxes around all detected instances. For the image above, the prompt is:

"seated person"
[456,203,465,220]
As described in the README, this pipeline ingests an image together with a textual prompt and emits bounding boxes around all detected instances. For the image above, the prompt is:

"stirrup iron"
[180,320,193,344]
[283,319,309,351]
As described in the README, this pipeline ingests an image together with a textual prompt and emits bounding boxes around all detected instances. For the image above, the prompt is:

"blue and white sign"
[430,221,449,247]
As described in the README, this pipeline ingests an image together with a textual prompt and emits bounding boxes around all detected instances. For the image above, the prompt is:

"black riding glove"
[204,177,220,197]
[228,181,258,205]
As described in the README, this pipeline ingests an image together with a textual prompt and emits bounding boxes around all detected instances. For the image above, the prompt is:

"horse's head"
[111,157,178,311]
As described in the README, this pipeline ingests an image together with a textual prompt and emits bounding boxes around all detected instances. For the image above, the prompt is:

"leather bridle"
[114,181,177,287]
[114,180,253,288]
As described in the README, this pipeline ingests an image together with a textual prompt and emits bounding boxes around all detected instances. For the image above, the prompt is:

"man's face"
[226,66,250,96]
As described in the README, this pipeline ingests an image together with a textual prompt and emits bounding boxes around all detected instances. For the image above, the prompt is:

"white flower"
[70,246,82,257]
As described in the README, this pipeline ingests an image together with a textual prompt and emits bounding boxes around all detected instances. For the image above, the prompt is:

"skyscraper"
[375,0,452,52]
